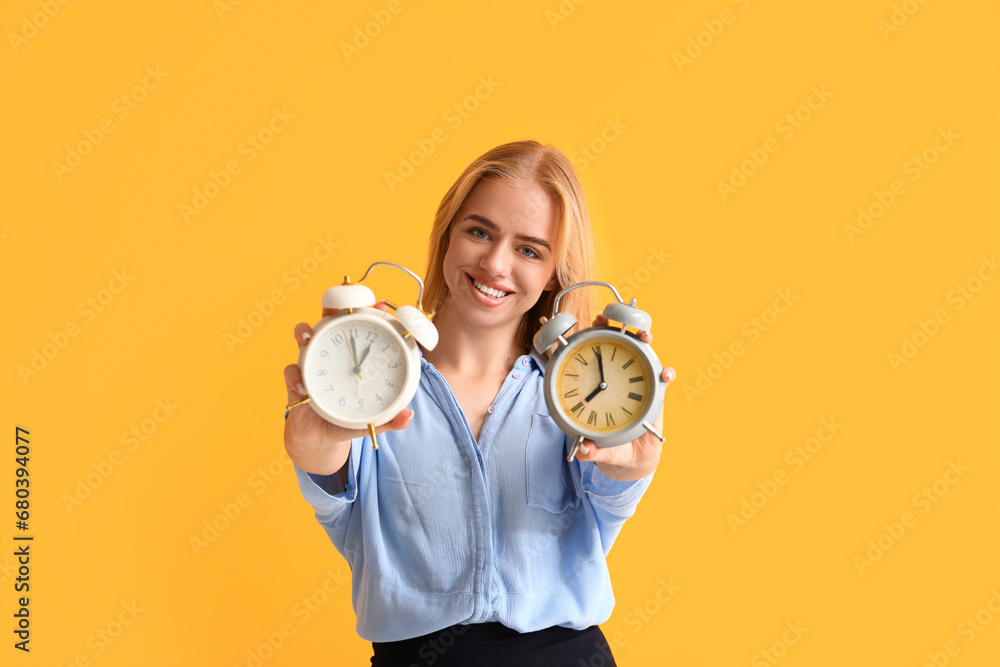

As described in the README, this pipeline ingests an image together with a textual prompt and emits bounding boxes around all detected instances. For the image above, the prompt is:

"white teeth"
[472,278,508,299]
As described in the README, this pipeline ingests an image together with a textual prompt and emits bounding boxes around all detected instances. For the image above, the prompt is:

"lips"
[467,273,513,302]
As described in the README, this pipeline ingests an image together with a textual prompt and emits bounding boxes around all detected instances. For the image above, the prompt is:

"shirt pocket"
[525,412,582,513]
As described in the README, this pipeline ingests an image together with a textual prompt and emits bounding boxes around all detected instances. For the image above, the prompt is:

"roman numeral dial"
[554,335,652,434]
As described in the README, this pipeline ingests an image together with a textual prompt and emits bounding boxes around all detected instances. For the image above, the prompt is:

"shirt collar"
[418,345,548,374]
[527,348,548,375]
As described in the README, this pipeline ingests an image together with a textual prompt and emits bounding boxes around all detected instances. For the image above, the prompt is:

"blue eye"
[470,228,489,239]
[519,247,539,258]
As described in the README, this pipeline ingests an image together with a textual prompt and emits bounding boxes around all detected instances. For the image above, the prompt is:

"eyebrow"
[462,214,552,251]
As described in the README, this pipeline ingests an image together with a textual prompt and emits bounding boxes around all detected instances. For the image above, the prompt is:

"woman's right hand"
[283,303,414,476]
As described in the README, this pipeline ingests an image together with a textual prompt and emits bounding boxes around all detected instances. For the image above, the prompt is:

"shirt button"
[512,372,522,380]
[487,405,496,414]
[477,455,483,465]
[521,357,530,367]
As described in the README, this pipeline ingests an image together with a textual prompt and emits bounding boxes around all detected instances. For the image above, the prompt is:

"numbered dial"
[301,313,411,427]
[555,336,653,435]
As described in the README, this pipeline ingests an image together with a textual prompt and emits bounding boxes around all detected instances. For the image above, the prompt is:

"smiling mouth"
[469,275,511,300]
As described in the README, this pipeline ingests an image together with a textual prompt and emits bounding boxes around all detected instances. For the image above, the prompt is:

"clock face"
[554,335,653,435]
[302,314,411,425]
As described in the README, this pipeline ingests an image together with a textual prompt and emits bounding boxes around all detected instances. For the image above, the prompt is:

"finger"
[374,300,390,313]
[662,366,676,384]
[321,307,339,318]
[374,409,414,435]
[283,364,306,403]
[381,409,413,431]
[637,329,653,343]
[294,322,314,347]
[592,314,609,327]
[331,410,413,444]
[574,439,611,463]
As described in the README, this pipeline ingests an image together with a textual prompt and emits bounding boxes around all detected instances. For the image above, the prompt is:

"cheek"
[441,240,460,273]
[441,245,470,289]
[537,259,559,292]
[525,266,555,296]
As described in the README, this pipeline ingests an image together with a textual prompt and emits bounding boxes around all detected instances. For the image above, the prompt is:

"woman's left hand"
[572,315,676,481]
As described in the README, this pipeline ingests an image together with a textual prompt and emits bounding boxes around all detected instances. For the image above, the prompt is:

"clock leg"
[567,435,585,462]
[368,423,379,450]
[642,421,665,443]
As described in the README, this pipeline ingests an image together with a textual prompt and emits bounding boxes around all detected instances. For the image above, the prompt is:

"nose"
[480,241,513,278]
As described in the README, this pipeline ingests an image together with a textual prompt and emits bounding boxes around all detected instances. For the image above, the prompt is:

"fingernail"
[665,367,676,382]
[296,382,306,394]
[579,443,589,454]
[302,332,312,343]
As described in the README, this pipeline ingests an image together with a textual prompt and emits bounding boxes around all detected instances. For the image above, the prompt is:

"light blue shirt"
[293,350,654,642]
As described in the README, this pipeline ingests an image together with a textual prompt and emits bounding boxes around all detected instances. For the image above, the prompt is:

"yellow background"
[2,1,997,665]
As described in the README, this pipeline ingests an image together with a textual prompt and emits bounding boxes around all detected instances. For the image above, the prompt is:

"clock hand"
[345,330,363,379]
[358,341,373,368]
[584,380,607,403]
[585,345,607,402]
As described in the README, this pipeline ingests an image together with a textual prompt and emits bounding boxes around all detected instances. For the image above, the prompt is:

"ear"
[544,272,559,292]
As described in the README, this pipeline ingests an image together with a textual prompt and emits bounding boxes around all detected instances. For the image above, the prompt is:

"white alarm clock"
[533,281,666,461]
[296,262,438,449]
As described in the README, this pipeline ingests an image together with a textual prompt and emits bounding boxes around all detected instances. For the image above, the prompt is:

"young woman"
[283,140,675,666]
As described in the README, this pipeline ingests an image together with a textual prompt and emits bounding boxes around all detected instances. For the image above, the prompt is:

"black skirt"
[370,622,618,667]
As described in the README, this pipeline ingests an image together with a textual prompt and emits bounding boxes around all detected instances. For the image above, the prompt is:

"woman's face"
[441,176,560,332]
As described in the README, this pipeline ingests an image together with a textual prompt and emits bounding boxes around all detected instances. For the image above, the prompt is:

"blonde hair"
[422,139,596,354]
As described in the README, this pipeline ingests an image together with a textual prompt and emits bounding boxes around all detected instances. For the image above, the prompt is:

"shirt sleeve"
[577,459,655,554]
[292,437,362,530]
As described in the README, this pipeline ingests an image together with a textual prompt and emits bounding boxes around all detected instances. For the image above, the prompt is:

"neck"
[422,305,527,376]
